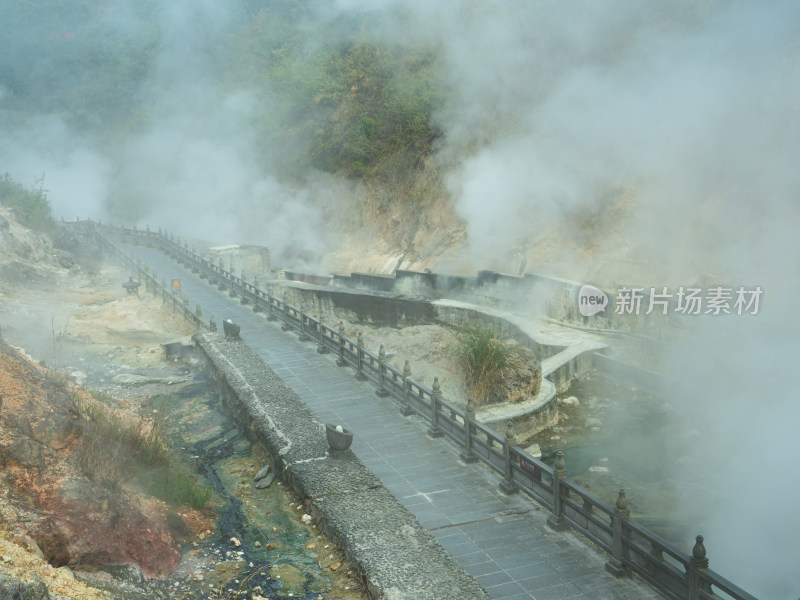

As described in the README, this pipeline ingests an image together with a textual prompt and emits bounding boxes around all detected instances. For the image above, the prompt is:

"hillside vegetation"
[0,1,445,201]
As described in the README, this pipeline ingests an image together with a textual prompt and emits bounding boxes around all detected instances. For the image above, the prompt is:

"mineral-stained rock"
[32,411,78,449]
[253,464,271,481]
[3,436,44,469]
[254,472,275,489]
[3,413,33,437]
[0,573,50,600]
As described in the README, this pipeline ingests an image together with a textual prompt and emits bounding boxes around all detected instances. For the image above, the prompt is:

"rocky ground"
[0,208,365,599]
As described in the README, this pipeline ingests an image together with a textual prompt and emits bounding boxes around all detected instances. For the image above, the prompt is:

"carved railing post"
[605,489,632,577]
[196,304,202,320]
[240,272,248,304]
[459,397,478,463]
[376,345,389,397]
[400,360,413,416]
[354,333,367,380]
[547,451,567,530]
[209,315,217,332]
[281,294,292,331]
[298,310,311,342]
[217,259,226,290]
[336,322,347,367]
[252,278,261,312]
[500,421,518,494]
[686,535,712,600]
[317,317,329,354]
[427,377,443,438]
[267,291,278,321]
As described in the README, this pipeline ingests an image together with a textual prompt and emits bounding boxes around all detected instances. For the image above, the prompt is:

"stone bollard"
[400,360,413,416]
[459,397,478,463]
[336,322,347,367]
[605,489,632,577]
[499,421,518,494]
[317,317,329,354]
[209,315,218,332]
[375,345,390,397]
[427,377,444,438]
[547,451,568,530]
[222,319,241,340]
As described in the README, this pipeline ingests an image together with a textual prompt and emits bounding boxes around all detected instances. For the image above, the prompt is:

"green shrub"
[75,400,211,508]
[457,321,511,406]
[0,173,53,231]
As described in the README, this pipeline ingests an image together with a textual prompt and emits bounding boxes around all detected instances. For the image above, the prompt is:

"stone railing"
[70,219,759,600]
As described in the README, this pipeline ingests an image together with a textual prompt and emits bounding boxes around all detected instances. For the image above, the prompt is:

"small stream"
[68,351,363,600]
[144,366,356,600]
[536,370,695,544]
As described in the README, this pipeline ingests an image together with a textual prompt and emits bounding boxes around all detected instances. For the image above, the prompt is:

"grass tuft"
[74,399,210,507]
[457,321,511,406]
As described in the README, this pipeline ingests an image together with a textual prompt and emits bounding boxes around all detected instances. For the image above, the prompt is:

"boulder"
[3,436,44,469]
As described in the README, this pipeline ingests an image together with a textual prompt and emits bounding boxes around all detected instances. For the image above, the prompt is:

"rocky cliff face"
[0,342,179,577]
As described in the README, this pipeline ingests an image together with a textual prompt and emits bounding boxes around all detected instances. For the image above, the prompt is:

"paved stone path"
[127,245,663,600]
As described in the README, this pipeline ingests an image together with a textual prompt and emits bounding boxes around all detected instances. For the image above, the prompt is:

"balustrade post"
[267,292,278,321]
[317,317,329,354]
[281,294,292,331]
[253,278,261,312]
[605,489,632,577]
[228,272,238,297]
[459,397,478,463]
[686,535,711,600]
[547,451,568,530]
[298,310,311,342]
[427,377,444,438]
[336,322,347,366]
[499,421,519,494]
[240,272,249,304]
[196,304,202,320]
[400,360,413,416]
[209,315,217,332]
[376,345,389,397]
[354,333,367,381]
[217,259,226,290]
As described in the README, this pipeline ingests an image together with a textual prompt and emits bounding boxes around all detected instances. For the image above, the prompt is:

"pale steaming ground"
[2,0,799,596]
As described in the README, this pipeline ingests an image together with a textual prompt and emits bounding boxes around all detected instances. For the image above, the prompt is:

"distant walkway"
[126,244,662,600]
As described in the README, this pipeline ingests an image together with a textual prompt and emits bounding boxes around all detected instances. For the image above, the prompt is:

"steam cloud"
[2,0,799,596]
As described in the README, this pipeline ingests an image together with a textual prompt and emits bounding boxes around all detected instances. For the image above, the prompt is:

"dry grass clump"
[456,321,511,406]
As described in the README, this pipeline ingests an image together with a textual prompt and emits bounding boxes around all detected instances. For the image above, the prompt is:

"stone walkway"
[126,245,663,600]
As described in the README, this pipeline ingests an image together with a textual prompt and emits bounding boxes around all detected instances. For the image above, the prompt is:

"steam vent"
[1,2,792,598]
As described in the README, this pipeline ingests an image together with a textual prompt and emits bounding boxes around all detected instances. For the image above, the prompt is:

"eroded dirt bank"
[0,210,365,599]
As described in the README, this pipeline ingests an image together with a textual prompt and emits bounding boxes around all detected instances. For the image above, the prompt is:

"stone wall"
[194,332,491,600]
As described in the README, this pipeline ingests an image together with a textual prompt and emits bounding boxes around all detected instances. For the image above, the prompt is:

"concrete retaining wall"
[194,332,491,600]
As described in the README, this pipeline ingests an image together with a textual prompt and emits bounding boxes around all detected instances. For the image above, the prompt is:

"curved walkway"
[126,244,662,600]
